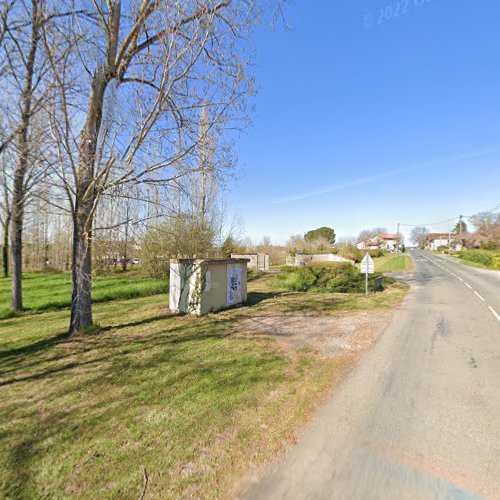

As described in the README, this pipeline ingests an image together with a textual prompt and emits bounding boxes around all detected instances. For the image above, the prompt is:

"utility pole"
[459,215,464,234]
[396,223,400,254]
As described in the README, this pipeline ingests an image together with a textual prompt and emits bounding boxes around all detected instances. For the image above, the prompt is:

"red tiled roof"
[378,233,399,240]
[427,233,450,240]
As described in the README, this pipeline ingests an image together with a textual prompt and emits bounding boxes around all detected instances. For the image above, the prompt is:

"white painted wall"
[293,254,354,266]
[428,238,450,251]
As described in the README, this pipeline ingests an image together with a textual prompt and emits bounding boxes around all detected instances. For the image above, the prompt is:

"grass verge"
[0,276,408,498]
[372,254,414,273]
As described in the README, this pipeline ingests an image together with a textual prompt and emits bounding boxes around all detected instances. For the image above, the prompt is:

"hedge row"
[459,249,500,269]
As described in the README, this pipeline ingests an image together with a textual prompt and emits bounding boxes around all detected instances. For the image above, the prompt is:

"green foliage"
[437,245,448,252]
[221,235,237,258]
[459,249,500,269]
[336,244,364,263]
[308,261,349,269]
[304,227,336,244]
[452,221,468,234]
[368,249,385,258]
[271,263,389,293]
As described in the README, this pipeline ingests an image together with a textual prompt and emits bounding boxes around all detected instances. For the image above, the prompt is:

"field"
[0,271,167,319]
[0,273,408,498]
[371,254,415,273]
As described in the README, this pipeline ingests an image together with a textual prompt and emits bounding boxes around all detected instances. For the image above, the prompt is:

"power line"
[400,217,457,228]
[399,200,500,228]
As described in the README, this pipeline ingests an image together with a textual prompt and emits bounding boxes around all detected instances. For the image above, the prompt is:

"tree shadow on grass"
[0,331,71,361]
[99,314,169,332]
[245,290,285,307]
[0,311,233,383]
[0,316,287,498]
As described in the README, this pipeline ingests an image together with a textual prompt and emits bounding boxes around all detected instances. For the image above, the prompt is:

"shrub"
[334,242,365,263]
[308,261,353,269]
[437,245,448,252]
[271,263,389,293]
[337,246,364,263]
[481,240,500,251]
[459,249,500,269]
[368,249,384,258]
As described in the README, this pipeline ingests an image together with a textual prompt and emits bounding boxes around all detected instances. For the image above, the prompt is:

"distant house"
[442,232,484,251]
[426,233,451,251]
[357,234,400,252]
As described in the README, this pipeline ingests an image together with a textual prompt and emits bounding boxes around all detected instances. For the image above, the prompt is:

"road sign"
[361,254,375,274]
[361,253,375,297]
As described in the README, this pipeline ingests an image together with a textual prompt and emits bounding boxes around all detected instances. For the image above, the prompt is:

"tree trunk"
[69,66,109,334]
[122,209,129,272]
[70,209,93,332]
[10,192,24,309]
[10,0,40,310]
[69,2,120,333]
[2,215,10,278]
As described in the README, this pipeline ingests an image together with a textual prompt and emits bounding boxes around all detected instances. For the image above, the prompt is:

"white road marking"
[488,306,500,323]
[474,291,485,302]
[464,283,473,290]
[457,277,464,282]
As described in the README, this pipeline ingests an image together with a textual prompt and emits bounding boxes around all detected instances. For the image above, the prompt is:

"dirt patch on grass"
[236,309,392,358]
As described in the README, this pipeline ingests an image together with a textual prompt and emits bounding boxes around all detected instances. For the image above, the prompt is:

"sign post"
[361,253,375,296]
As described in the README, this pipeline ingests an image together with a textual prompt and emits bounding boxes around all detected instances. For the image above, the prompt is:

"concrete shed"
[231,253,269,271]
[169,258,249,315]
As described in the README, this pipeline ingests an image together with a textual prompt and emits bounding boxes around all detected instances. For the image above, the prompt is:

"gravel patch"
[237,310,391,357]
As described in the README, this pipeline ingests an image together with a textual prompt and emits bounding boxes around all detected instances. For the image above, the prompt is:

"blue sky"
[228,0,500,245]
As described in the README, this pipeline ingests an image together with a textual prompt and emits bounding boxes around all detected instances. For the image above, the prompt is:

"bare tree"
[8,1,46,308]
[410,226,429,249]
[42,1,259,333]
[470,212,500,235]
[0,0,73,309]
[357,227,388,242]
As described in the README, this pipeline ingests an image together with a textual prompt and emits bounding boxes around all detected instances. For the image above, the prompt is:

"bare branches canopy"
[0,0,266,333]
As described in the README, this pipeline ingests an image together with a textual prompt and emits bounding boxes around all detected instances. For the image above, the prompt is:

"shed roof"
[172,258,250,265]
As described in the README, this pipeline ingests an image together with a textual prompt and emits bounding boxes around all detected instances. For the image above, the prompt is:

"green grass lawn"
[0,276,408,498]
[0,271,167,319]
[372,254,415,273]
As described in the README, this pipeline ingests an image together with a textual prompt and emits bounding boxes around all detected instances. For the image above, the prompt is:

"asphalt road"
[244,250,500,500]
